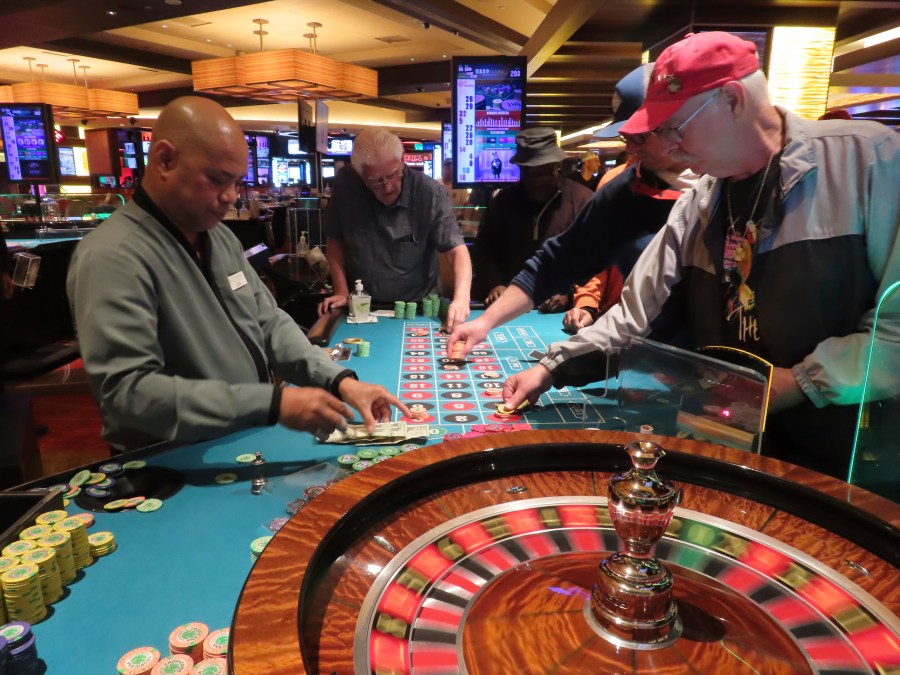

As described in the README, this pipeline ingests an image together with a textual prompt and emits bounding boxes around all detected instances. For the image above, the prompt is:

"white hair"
[351,127,403,172]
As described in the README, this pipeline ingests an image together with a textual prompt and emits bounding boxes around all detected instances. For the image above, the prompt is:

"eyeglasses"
[365,166,403,189]
[654,89,721,141]
[617,89,721,146]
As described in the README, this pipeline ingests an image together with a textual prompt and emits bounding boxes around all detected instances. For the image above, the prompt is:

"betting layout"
[393,322,609,436]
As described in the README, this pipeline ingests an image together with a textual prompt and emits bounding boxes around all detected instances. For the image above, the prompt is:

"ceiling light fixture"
[191,19,378,102]
[0,56,139,119]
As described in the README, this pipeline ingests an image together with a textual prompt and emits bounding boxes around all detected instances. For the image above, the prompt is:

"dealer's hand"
[503,364,553,411]
[318,294,348,316]
[339,379,411,432]
[279,387,353,435]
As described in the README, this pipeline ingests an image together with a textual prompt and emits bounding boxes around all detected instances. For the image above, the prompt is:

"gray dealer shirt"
[325,166,464,302]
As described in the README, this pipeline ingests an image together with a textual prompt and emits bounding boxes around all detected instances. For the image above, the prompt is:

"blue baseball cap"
[592,63,654,139]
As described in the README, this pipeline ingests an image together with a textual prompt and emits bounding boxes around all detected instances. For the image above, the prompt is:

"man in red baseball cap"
[504,31,900,480]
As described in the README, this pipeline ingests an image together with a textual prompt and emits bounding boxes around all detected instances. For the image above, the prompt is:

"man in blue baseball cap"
[451,62,698,345]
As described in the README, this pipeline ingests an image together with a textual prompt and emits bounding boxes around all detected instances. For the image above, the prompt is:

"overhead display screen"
[451,56,525,187]
[0,103,59,183]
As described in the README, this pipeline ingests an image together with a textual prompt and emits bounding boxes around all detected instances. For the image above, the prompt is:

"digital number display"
[451,56,525,187]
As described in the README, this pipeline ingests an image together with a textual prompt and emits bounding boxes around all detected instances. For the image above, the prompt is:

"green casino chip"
[351,460,372,472]
[69,469,91,487]
[235,453,256,463]
[136,498,163,512]
[428,426,448,436]
[122,459,146,470]
[378,446,400,457]
[336,454,358,468]
[250,536,272,555]
[356,449,379,460]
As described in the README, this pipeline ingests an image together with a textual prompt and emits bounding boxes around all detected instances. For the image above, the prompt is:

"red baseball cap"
[620,31,760,135]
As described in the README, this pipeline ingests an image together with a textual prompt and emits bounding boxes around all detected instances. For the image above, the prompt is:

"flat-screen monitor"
[124,142,135,155]
[142,140,151,154]
[125,157,138,170]
[0,103,60,183]
[287,139,303,155]
[326,137,353,156]
[97,175,117,188]
[451,56,526,187]
[58,147,77,176]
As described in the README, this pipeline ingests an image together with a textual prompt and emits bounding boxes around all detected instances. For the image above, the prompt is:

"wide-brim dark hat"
[592,63,654,139]
[510,127,567,166]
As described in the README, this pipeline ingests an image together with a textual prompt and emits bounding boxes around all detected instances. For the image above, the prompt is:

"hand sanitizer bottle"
[350,279,371,323]
[297,231,310,256]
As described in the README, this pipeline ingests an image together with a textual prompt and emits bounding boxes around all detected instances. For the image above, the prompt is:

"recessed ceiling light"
[161,24,168,28]
[410,57,415,61]
[106,9,117,15]
[226,43,232,48]
[206,39,212,43]
[164,0,181,5]
[442,54,447,58]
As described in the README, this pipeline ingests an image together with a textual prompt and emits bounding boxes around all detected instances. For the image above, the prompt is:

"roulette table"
[5,311,897,672]
[231,429,900,674]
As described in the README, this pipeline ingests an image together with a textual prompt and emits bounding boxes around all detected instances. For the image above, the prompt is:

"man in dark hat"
[502,31,900,480]
[472,126,592,307]
[452,63,696,341]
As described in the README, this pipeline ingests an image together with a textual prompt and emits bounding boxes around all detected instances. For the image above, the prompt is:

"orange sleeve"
[572,267,625,316]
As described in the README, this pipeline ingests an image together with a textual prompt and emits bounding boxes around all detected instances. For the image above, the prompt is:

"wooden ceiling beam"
[371,0,527,55]
[519,0,602,77]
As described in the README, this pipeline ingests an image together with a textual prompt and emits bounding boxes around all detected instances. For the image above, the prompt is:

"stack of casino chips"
[0,621,41,674]
[0,634,7,672]
[117,646,161,674]
[35,531,77,585]
[52,516,94,569]
[1,540,36,561]
[355,341,370,357]
[0,558,19,624]
[394,301,405,318]
[35,509,68,528]
[87,531,117,557]
[18,549,62,605]
[0,565,46,625]
[168,622,208,662]
[202,628,229,661]
[151,654,193,674]
[18,525,52,545]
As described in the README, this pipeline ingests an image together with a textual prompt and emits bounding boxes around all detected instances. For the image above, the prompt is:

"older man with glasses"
[502,31,900,480]
[319,127,473,330]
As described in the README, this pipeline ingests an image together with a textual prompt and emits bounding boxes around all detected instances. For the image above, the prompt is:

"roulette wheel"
[231,430,900,673]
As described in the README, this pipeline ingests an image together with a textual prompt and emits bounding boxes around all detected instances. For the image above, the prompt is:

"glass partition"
[614,336,770,453]
[849,281,900,502]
